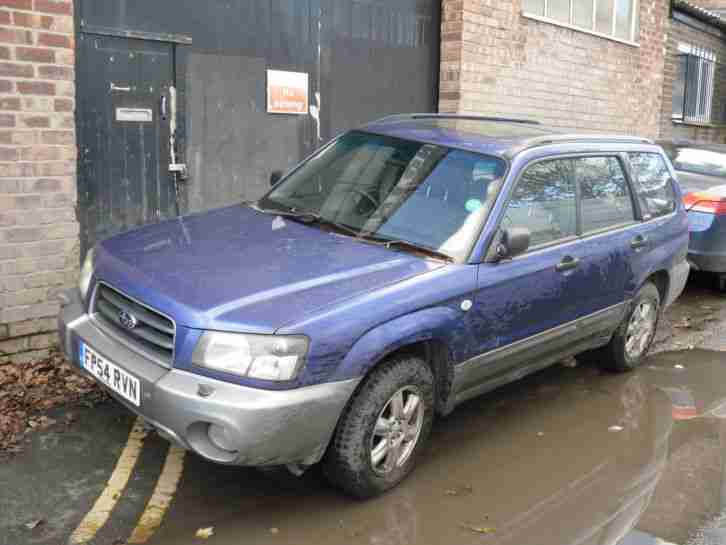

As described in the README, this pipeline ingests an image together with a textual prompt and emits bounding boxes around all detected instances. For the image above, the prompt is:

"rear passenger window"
[574,157,635,233]
[502,159,576,248]
[627,153,677,218]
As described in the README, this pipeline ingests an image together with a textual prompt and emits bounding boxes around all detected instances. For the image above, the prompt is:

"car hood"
[95,205,443,332]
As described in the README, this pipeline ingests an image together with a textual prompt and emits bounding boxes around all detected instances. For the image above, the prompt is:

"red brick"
[37,32,71,48]
[0,147,18,161]
[0,97,21,111]
[0,62,33,78]
[0,28,33,45]
[0,11,10,25]
[0,0,32,8]
[15,47,55,63]
[0,114,14,127]
[37,65,72,80]
[20,145,61,161]
[19,115,49,128]
[17,81,55,96]
[53,97,71,112]
[12,12,54,29]
[40,129,72,145]
[33,0,72,15]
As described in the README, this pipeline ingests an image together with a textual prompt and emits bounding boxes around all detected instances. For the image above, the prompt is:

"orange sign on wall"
[267,70,309,115]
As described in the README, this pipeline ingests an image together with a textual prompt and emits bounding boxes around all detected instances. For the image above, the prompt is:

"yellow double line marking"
[68,417,186,544]
[128,445,186,543]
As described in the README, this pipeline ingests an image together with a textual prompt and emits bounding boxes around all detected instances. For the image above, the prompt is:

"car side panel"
[281,265,481,385]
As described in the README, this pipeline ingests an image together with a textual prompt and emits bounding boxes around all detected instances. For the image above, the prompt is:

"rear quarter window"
[627,153,677,219]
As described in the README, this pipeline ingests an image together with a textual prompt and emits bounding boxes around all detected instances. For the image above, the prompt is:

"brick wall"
[659,11,726,143]
[440,0,668,138]
[0,0,77,364]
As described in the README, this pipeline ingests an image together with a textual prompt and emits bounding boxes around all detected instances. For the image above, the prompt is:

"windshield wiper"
[253,204,452,261]
[360,235,454,262]
[253,205,361,238]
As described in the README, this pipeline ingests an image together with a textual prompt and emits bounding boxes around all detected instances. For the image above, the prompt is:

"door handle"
[160,94,168,120]
[630,235,648,250]
[555,255,580,272]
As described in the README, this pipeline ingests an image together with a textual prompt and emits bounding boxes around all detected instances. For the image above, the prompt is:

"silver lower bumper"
[58,289,359,466]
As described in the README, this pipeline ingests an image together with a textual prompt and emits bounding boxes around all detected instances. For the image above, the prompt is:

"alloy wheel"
[369,386,425,475]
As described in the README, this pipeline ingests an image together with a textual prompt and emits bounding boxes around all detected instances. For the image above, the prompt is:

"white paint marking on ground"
[69,417,148,544]
[127,445,186,544]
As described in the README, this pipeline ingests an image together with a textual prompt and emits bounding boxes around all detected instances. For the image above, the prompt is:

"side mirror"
[270,170,283,187]
[496,227,530,260]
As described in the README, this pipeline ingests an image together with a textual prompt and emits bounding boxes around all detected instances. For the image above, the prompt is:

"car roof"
[363,114,654,159]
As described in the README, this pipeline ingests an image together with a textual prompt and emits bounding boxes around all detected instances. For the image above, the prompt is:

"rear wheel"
[323,354,434,499]
[579,282,661,372]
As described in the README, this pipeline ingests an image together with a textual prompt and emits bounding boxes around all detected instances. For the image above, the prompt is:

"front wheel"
[589,282,661,372]
[323,355,434,499]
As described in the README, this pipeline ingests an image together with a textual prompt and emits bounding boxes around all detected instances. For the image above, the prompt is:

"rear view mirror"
[496,227,530,260]
[270,170,283,187]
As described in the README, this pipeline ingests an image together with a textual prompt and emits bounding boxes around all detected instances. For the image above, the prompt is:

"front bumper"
[58,289,359,466]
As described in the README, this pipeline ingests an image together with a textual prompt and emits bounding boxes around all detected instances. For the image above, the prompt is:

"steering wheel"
[349,187,380,209]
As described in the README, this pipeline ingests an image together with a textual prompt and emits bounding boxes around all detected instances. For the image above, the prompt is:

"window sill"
[672,119,726,129]
[521,12,640,48]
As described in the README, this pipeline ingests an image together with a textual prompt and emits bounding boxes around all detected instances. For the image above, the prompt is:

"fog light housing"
[208,423,237,453]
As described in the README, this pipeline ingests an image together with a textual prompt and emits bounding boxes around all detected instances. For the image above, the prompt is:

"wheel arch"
[331,306,462,416]
[646,269,669,307]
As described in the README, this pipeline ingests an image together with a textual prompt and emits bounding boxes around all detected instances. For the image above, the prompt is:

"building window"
[522,0,640,43]
[672,44,721,125]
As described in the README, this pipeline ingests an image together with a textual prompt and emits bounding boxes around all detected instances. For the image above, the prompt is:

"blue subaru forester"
[58,115,689,498]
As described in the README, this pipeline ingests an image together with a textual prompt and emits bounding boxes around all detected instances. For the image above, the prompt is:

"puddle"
[147,349,726,545]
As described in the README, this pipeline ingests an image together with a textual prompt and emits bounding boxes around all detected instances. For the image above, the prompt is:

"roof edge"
[673,0,726,32]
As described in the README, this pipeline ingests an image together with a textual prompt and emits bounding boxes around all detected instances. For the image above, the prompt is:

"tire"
[323,354,435,499]
[582,282,661,372]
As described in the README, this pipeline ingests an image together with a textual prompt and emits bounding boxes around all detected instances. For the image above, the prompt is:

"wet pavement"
[3,271,726,545]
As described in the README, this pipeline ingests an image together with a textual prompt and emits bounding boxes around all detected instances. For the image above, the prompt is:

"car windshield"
[669,146,726,178]
[257,130,507,261]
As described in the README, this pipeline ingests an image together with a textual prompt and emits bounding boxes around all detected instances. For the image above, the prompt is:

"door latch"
[169,163,188,179]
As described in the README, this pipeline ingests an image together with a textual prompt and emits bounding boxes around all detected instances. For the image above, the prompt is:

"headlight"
[192,332,309,381]
[79,247,96,301]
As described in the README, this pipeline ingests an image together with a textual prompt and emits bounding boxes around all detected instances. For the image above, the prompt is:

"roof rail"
[370,113,542,125]
[521,134,654,146]
[502,133,655,157]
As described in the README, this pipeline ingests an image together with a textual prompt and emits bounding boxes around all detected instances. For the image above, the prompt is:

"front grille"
[92,283,175,367]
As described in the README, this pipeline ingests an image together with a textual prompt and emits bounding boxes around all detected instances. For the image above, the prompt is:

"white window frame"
[675,43,716,124]
[522,0,640,47]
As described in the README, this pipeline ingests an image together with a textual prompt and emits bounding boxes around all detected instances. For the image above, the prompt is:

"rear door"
[571,155,638,316]
[624,152,682,299]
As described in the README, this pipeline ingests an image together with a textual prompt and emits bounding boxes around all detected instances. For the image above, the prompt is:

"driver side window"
[503,159,576,248]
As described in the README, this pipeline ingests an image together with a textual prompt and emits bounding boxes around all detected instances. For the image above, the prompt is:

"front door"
[454,157,616,401]
[77,33,176,257]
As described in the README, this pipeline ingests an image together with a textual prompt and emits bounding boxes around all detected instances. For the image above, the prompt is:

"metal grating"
[92,283,175,367]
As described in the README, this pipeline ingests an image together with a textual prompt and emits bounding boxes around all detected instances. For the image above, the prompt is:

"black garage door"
[76,0,440,256]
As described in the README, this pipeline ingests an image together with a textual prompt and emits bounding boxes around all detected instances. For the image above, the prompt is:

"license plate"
[80,342,141,407]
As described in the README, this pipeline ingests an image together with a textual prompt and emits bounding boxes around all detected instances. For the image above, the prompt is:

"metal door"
[77,34,176,257]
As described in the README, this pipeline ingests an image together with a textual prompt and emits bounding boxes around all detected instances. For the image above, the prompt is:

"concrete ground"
[3,271,726,545]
